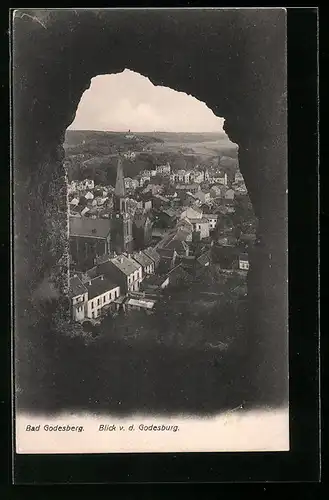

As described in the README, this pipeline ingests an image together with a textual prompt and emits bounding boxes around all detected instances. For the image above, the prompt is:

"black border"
[9,7,320,485]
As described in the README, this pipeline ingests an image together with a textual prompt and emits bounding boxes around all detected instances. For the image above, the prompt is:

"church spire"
[114,155,127,214]
[115,155,125,198]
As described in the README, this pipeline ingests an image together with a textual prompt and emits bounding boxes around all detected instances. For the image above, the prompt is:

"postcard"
[12,7,289,458]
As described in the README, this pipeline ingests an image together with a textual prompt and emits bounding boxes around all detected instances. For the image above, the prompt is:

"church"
[111,156,134,254]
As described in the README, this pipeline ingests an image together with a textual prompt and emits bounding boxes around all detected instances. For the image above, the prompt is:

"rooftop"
[85,275,119,300]
[132,251,154,269]
[110,254,141,275]
[143,247,161,265]
[68,276,88,298]
[126,297,156,310]
[69,216,111,238]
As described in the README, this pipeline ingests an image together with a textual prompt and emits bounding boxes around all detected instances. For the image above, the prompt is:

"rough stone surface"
[13,9,288,407]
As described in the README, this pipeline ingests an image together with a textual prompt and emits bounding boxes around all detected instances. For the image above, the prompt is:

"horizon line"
[66,129,228,134]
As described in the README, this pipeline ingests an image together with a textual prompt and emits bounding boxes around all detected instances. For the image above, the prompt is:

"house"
[70,205,90,217]
[188,218,210,240]
[224,188,235,200]
[70,197,79,207]
[156,163,171,175]
[238,253,250,271]
[195,188,211,204]
[132,250,155,275]
[95,197,108,206]
[177,250,211,277]
[138,174,151,186]
[96,254,143,293]
[87,198,98,207]
[124,177,133,190]
[142,184,162,196]
[235,171,244,183]
[69,216,111,271]
[204,214,219,231]
[84,191,94,200]
[68,275,88,322]
[210,172,228,186]
[68,180,77,194]
[176,169,186,182]
[210,185,222,199]
[84,275,121,319]
[141,274,170,293]
[157,247,177,274]
[193,171,205,184]
[234,185,248,195]
[180,206,203,220]
[83,179,95,190]
[143,247,161,269]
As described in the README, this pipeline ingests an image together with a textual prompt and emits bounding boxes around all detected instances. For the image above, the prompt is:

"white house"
[238,253,250,271]
[177,169,186,182]
[132,250,155,275]
[210,172,228,186]
[84,275,121,319]
[204,214,219,231]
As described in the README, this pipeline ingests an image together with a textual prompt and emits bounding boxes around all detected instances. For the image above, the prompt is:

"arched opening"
[13,9,288,417]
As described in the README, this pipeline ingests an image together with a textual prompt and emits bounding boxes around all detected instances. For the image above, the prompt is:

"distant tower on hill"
[111,156,134,254]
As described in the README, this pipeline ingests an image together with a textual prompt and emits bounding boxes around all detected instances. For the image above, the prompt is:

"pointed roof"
[115,156,125,198]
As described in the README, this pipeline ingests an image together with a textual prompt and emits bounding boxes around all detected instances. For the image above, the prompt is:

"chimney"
[100,275,104,280]
[88,280,92,286]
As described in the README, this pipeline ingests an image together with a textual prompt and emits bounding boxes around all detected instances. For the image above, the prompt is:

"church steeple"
[111,155,134,255]
[114,155,127,213]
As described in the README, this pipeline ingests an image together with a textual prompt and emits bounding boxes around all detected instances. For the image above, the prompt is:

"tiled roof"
[68,276,87,298]
[85,275,119,300]
[69,216,111,238]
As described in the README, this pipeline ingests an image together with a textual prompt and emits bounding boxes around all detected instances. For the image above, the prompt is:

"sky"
[69,69,225,133]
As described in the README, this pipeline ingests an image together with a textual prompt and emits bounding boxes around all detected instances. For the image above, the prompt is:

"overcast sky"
[69,69,225,133]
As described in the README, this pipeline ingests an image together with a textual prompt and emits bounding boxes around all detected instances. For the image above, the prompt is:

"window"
[103,295,106,304]
[97,298,100,306]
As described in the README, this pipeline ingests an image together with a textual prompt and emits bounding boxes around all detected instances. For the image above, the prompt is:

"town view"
[50,70,258,413]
